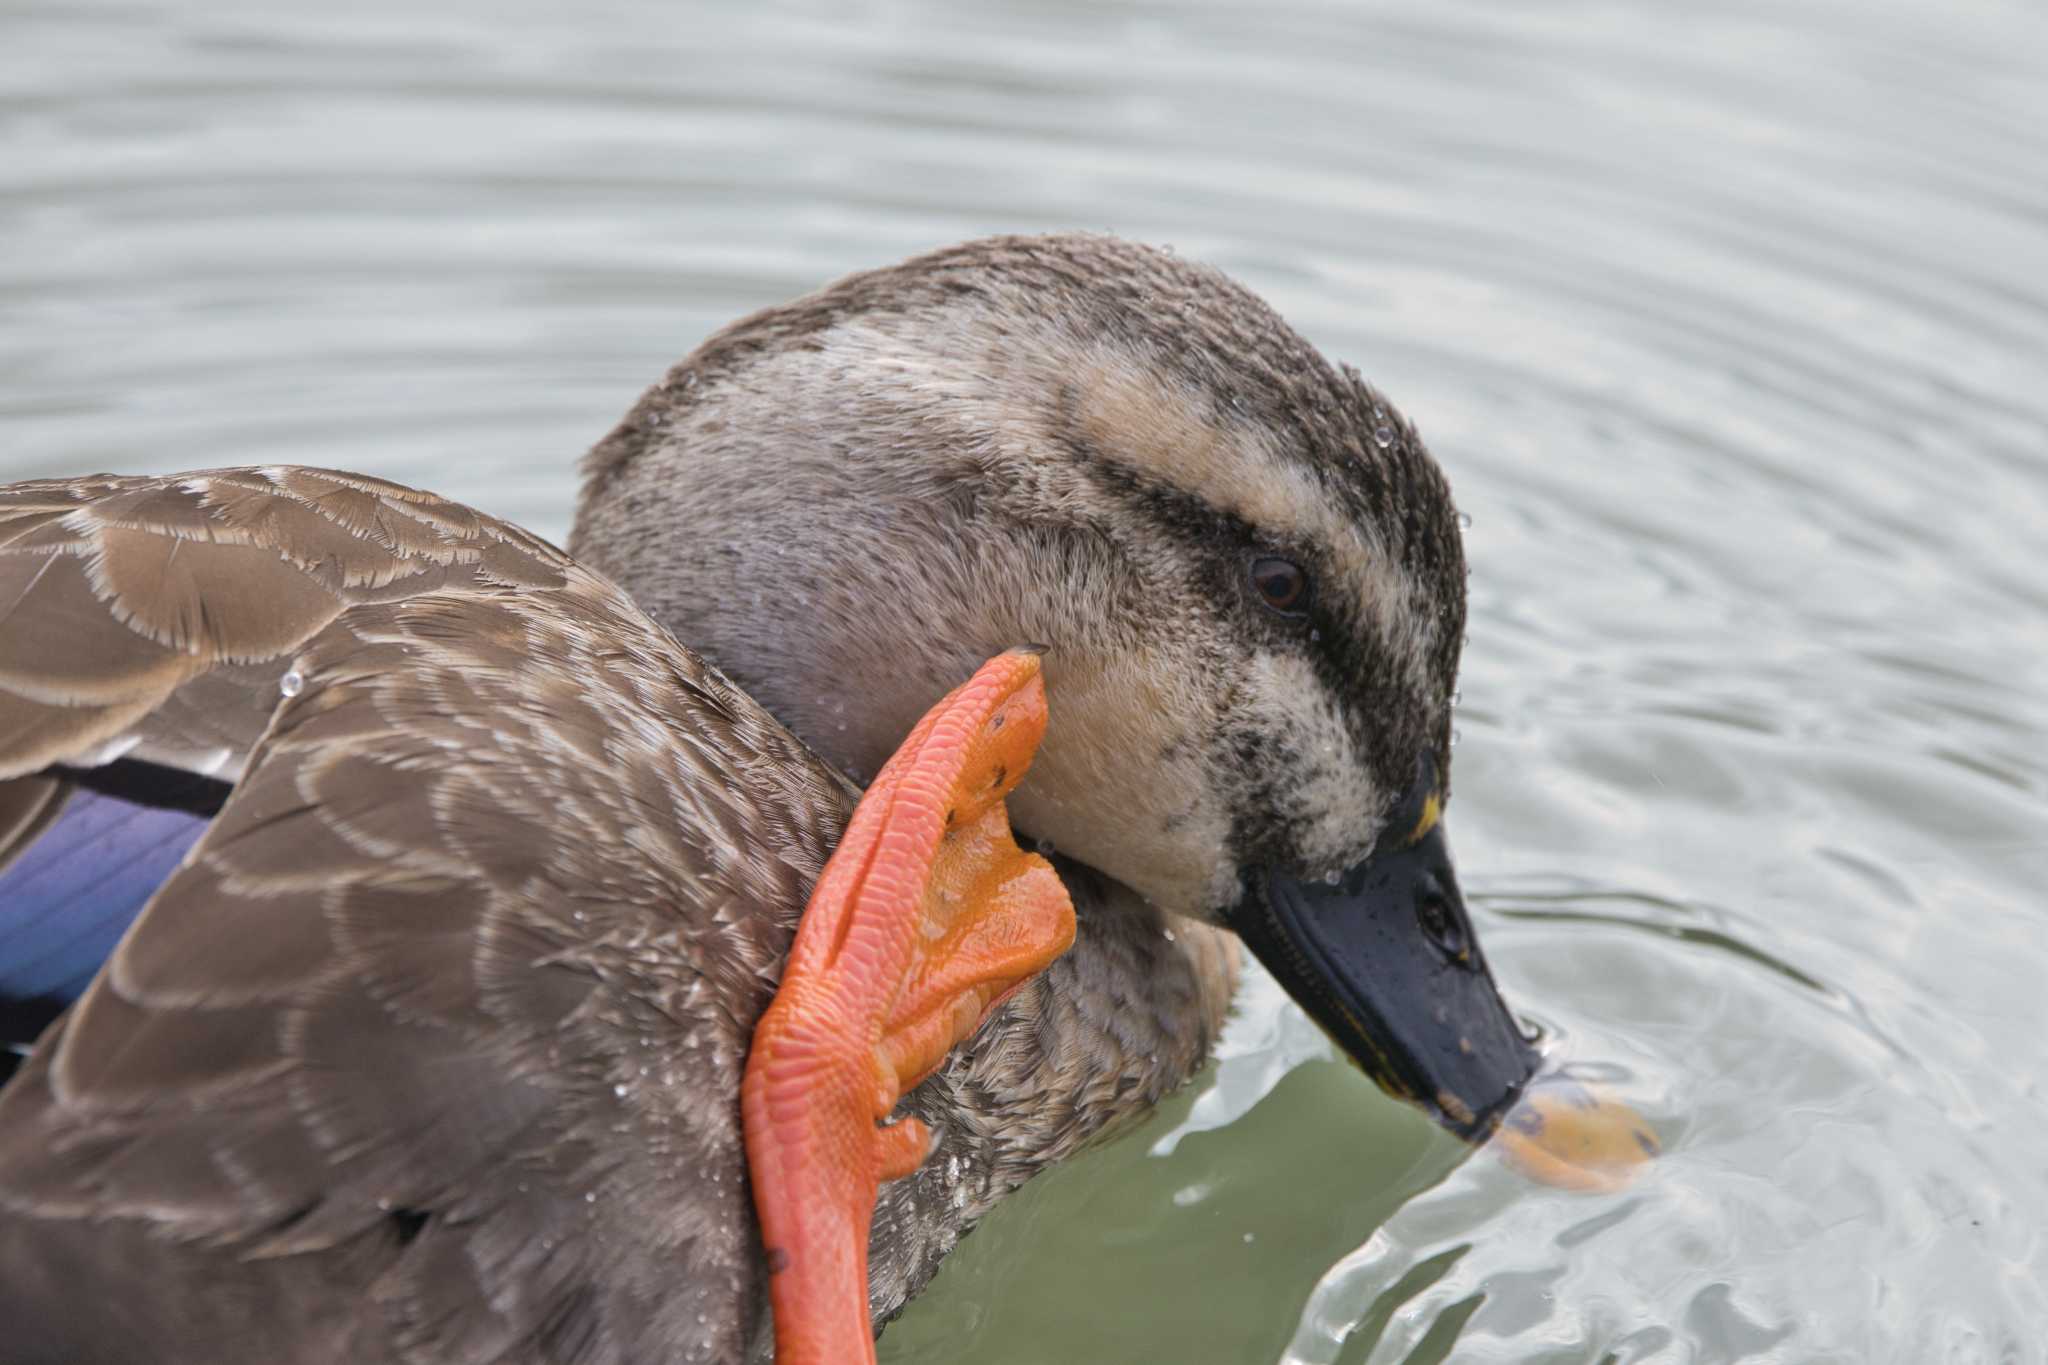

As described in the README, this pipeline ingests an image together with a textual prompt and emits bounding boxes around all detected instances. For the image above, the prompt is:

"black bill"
[1230,822,1537,1141]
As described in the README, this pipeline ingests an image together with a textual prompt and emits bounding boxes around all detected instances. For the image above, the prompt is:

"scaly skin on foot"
[742,650,1077,1365]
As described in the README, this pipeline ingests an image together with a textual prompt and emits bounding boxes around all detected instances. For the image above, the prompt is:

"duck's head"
[571,234,1536,1140]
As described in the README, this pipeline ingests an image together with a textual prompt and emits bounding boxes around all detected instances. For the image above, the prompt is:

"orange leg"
[741,650,1077,1365]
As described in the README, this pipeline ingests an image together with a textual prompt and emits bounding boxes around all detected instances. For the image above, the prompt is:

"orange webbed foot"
[741,650,1076,1365]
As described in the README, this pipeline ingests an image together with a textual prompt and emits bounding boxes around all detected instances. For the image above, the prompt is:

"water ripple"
[5,0,2045,1359]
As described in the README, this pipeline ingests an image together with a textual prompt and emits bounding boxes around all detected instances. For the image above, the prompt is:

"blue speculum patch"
[0,790,209,1054]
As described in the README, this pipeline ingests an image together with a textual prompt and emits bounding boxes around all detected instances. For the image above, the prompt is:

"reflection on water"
[5,0,2046,1359]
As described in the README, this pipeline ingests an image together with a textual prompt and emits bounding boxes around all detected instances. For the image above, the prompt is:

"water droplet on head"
[278,669,303,697]
[1322,869,1341,886]
[612,1082,629,1099]
[1450,727,1463,748]
[1456,511,1473,530]
[1451,689,1463,707]
[1372,426,1395,449]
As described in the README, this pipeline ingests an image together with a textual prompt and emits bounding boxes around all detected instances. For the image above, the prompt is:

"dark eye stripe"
[1051,432,1424,812]
[1250,556,1311,616]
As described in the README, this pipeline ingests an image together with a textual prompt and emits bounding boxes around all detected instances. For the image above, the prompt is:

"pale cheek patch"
[1006,643,1237,917]
[1240,652,1379,873]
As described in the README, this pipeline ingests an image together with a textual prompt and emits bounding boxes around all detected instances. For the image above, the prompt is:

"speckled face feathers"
[575,233,1467,914]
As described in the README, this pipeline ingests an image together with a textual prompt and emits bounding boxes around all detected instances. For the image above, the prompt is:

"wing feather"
[0,468,564,788]
[0,468,847,1361]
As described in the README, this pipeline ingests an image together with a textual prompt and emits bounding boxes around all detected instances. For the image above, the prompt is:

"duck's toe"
[741,649,1075,1365]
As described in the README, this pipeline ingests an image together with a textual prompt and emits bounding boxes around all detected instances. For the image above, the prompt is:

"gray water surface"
[6,1,2047,1361]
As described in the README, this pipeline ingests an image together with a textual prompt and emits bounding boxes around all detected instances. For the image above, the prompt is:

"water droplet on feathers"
[278,669,303,697]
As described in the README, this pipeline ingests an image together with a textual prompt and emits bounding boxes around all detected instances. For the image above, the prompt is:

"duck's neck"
[569,362,1234,920]
[577,383,1243,1353]
[571,379,1025,787]
[740,860,1238,1360]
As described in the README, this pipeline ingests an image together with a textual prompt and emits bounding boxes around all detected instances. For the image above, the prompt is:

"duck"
[0,233,1540,1363]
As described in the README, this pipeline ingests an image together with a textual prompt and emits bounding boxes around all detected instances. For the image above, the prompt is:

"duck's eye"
[1250,556,1311,616]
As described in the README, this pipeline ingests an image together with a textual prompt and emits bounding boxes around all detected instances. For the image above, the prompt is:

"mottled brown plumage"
[0,468,1233,1362]
[0,233,1485,1362]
